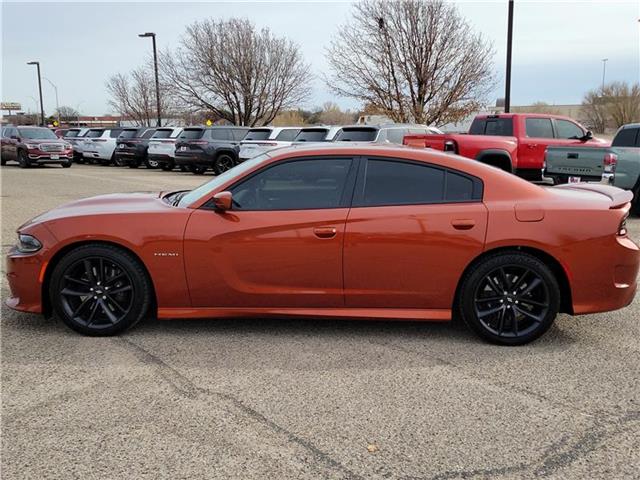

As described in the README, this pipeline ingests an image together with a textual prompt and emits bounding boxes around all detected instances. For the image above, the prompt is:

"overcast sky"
[2,0,639,116]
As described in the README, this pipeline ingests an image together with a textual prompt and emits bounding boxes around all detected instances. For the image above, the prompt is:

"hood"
[20,192,165,229]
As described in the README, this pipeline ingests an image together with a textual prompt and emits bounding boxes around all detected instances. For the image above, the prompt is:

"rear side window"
[209,129,230,140]
[612,127,639,147]
[357,159,481,207]
[230,158,353,210]
[555,120,584,139]
[181,129,205,140]
[295,129,329,142]
[335,128,378,142]
[525,118,554,138]
[244,129,272,141]
[86,129,104,138]
[275,129,301,141]
[469,118,513,136]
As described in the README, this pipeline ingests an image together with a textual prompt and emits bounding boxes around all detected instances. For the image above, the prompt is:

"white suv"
[62,128,90,162]
[147,127,183,171]
[293,126,342,143]
[238,127,301,162]
[82,128,126,165]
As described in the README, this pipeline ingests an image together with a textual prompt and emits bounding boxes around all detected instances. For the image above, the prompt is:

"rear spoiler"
[554,183,633,209]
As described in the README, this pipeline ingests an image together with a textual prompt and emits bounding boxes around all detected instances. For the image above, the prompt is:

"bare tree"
[317,102,357,125]
[106,67,156,126]
[326,0,495,126]
[159,18,312,126]
[55,106,80,121]
[582,82,640,132]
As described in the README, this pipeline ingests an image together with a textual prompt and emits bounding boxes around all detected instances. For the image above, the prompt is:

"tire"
[61,159,72,168]
[189,165,207,175]
[632,184,640,216]
[18,150,30,168]
[145,158,159,169]
[114,155,125,167]
[213,153,235,175]
[1,158,6,166]
[457,252,560,346]
[49,244,152,336]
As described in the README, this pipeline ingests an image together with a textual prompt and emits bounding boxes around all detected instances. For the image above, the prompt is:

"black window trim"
[524,117,555,139]
[351,156,484,208]
[202,155,360,211]
[551,118,585,140]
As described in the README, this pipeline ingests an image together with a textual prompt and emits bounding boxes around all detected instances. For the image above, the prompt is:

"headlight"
[25,143,40,149]
[64,143,73,150]
[17,234,42,253]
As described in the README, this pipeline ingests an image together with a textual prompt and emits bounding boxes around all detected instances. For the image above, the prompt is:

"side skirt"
[157,307,452,322]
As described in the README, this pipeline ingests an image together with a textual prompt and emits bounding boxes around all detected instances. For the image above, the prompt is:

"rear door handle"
[451,219,475,230]
[313,227,337,238]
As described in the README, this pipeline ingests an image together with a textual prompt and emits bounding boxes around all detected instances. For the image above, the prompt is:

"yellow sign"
[205,119,213,127]
[52,120,59,127]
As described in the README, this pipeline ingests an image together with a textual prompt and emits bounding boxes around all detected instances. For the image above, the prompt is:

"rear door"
[518,117,555,170]
[343,157,487,309]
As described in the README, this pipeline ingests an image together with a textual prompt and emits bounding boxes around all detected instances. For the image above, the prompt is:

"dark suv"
[114,127,157,168]
[1,126,73,168]
[174,126,249,174]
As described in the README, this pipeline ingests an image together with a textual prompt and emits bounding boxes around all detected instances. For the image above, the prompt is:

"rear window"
[118,129,138,139]
[335,128,378,142]
[612,127,639,147]
[469,117,514,136]
[152,129,174,139]
[275,129,301,141]
[295,129,329,142]
[180,129,205,140]
[86,129,105,138]
[244,129,272,141]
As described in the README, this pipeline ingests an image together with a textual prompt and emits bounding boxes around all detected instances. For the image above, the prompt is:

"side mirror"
[10,135,20,141]
[212,191,233,211]
[581,130,593,141]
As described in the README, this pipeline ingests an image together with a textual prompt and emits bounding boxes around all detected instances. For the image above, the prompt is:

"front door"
[183,157,356,308]
[343,157,488,309]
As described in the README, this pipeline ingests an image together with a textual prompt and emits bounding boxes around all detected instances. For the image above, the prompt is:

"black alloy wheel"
[213,154,235,174]
[459,252,560,345]
[18,150,30,168]
[50,245,151,335]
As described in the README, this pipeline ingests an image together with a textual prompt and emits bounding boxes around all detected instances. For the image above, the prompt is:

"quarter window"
[612,127,639,147]
[525,118,554,138]
[555,120,584,139]
[230,158,353,210]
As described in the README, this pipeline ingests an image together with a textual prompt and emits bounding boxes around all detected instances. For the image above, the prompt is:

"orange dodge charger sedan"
[6,144,639,345]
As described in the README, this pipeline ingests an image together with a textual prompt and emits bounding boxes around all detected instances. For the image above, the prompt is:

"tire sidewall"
[214,154,234,174]
[459,252,560,346]
[49,244,151,336]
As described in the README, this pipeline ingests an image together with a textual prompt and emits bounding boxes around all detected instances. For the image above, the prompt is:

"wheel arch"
[215,148,238,161]
[41,239,157,318]
[475,149,513,173]
[453,245,573,316]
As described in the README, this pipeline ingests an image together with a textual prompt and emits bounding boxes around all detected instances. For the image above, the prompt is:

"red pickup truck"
[403,113,608,181]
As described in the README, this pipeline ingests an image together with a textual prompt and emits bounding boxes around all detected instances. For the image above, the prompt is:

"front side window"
[612,127,639,147]
[230,158,353,210]
[525,118,554,138]
[555,120,584,139]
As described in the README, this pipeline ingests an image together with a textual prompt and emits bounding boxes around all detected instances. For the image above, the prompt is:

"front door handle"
[451,219,475,230]
[313,227,337,238]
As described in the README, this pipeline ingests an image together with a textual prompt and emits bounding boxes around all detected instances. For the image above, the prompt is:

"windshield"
[18,128,58,140]
[177,153,271,207]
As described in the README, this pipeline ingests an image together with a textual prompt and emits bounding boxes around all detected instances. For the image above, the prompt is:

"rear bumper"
[175,153,211,166]
[545,172,603,185]
[149,153,174,165]
[115,151,144,164]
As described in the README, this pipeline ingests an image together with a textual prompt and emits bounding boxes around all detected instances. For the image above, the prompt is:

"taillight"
[444,140,457,153]
[618,214,628,236]
[603,153,617,173]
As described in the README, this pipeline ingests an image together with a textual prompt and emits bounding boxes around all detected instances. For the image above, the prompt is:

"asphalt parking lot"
[1,163,639,479]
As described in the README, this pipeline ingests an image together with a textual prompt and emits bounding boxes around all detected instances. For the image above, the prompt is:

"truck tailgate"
[545,146,609,178]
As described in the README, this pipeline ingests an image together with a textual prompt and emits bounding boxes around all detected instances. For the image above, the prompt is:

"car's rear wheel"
[49,244,151,336]
[213,154,235,175]
[146,158,159,169]
[458,252,560,345]
[189,165,207,175]
[18,150,30,168]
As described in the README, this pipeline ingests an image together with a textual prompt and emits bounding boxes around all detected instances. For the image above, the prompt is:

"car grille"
[39,143,64,152]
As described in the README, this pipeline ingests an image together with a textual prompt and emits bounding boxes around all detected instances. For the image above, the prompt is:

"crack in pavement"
[116,337,365,480]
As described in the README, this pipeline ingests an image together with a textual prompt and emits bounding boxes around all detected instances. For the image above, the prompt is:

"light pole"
[44,77,60,125]
[76,100,85,126]
[601,58,608,92]
[138,32,161,127]
[504,0,514,113]
[27,61,45,125]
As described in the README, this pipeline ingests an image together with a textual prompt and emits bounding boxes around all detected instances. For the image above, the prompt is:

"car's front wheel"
[61,159,72,168]
[18,150,30,168]
[49,244,152,336]
[458,252,560,345]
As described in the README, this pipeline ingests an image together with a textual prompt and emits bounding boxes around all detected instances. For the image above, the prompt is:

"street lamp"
[138,32,161,127]
[601,58,608,92]
[504,0,514,113]
[27,61,45,125]
[44,77,60,125]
